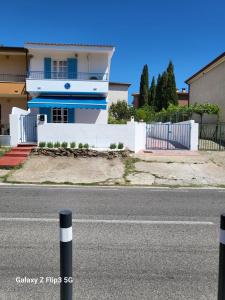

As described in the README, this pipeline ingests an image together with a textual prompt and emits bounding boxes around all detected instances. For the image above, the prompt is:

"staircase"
[0,144,36,168]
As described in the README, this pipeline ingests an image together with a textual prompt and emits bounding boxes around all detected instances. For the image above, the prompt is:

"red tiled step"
[0,156,26,167]
[17,144,37,147]
[4,152,30,158]
[12,147,34,152]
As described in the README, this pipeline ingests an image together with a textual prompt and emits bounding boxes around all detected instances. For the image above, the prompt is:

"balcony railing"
[27,71,109,81]
[0,73,26,82]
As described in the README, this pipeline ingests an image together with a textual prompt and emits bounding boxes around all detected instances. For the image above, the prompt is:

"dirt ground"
[3,151,225,187]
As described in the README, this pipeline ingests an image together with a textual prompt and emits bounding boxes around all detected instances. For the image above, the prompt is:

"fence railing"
[27,71,109,81]
[0,73,26,82]
[198,123,225,151]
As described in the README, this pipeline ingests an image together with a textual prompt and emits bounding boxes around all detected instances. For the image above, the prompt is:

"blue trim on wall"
[39,107,51,122]
[67,58,77,79]
[44,58,51,79]
[68,108,74,123]
[29,97,107,110]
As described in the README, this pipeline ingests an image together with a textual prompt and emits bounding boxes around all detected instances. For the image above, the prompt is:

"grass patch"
[123,157,141,183]
[0,147,11,157]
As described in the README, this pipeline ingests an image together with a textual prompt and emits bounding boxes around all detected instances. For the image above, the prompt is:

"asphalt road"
[0,185,224,299]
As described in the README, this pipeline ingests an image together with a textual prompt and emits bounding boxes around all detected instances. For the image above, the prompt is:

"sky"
[1,0,225,103]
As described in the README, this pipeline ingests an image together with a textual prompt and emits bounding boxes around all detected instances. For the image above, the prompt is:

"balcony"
[26,71,109,95]
[0,73,26,82]
[27,71,109,81]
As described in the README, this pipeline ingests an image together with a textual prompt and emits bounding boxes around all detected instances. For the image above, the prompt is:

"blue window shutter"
[44,58,51,79]
[68,108,74,123]
[67,58,77,79]
[40,107,51,123]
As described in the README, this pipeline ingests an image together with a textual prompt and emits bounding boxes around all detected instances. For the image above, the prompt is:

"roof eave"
[185,52,225,84]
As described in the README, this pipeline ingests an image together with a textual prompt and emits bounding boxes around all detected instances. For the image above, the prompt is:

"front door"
[20,114,37,143]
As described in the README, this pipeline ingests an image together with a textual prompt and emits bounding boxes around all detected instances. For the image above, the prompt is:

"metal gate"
[20,114,37,143]
[146,123,191,150]
[198,123,225,151]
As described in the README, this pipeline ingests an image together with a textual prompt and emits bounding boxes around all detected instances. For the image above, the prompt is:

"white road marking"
[0,217,215,225]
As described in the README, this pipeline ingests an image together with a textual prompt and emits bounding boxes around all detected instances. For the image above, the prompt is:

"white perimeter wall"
[37,118,146,152]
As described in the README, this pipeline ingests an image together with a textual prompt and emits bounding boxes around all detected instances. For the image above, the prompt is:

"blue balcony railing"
[27,71,109,81]
[0,73,26,82]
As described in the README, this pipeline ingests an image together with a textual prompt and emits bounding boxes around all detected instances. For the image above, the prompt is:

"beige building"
[0,46,28,134]
[185,52,225,122]
[108,82,131,107]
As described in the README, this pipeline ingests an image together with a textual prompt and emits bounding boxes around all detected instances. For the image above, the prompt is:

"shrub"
[39,142,46,148]
[108,115,127,124]
[78,143,83,149]
[110,143,116,149]
[54,142,60,148]
[83,143,89,149]
[47,142,53,148]
[61,142,68,148]
[70,142,76,148]
[118,142,124,149]
[109,100,131,120]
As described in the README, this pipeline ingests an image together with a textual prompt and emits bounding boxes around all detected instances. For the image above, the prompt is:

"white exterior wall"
[27,50,110,94]
[26,79,109,94]
[0,135,11,146]
[75,109,108,124]
[37,118,146,152]
[189,60,225,122]
[29,51,109,75]
[108,84,129,106]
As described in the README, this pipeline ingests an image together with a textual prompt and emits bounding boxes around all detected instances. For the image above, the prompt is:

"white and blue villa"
[26,42,115,124]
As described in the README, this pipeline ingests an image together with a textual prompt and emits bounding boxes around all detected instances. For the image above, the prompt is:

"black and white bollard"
[59,210,73,300]
[218,214,225,300]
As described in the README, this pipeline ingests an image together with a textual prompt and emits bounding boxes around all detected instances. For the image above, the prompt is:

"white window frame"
[51,108,68,123]
[52,60,68,79]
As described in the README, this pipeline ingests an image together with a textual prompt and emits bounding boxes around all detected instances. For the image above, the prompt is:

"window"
[52,60,68,79]
[52,108,68,123]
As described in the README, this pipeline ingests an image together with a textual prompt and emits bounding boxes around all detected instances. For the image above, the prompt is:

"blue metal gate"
[146,123,191,150]
[20,114,37,143]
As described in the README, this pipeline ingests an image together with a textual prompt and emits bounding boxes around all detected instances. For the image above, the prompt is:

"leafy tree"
[192,103,220,124]
[136,105,155,122]
[139,64,149,108]
[166,61,178,105]
[109,100,130,120]
[148,76,156,106]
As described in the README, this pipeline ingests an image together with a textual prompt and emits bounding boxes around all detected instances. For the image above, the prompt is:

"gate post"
[218,214,225,300]
[59,210,73,300]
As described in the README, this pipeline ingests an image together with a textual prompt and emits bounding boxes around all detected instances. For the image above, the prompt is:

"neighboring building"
[132,89,189,108]
[0,46,27,134]
[176,88,189,106]
[185,52,225,122]
[25,42,115,124]
[108,82,131,106]
[132,92,139,108]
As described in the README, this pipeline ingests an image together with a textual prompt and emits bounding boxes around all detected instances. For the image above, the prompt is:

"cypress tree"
[166,61,178,105]
[160,71,169,109]
[148,76,156,107]
[155,74,162,111]
[139,64,149,108]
